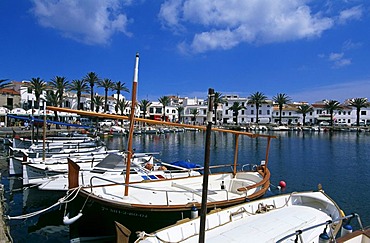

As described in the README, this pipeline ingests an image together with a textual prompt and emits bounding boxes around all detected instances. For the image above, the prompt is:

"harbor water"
[1,130,369,242]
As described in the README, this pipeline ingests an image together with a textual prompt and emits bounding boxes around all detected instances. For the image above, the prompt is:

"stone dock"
[0,183,11,243]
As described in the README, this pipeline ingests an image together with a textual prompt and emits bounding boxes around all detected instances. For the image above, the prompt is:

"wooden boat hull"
[68,168,270,242]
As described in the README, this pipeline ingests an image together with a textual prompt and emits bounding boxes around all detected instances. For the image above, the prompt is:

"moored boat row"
[3,53,368,243]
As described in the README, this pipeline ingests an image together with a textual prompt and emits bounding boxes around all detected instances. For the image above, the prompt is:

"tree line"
[1,77,369,127]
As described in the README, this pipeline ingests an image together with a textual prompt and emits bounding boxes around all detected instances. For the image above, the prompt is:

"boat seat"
[230,179,253,194]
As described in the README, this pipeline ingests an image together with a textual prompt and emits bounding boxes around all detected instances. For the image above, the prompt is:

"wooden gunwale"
[237,167,271,192]
[77,187,266,211]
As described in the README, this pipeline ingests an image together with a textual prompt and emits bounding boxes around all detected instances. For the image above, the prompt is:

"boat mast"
[124,53,139,196]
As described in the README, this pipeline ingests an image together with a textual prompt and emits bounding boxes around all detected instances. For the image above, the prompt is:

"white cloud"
[159,0,335,53]
[328,52,351,68]
[31,0,131,45]
[338,5,363,24]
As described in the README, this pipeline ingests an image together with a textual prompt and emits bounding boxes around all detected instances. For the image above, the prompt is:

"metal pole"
[42,101,46,161]
[199,88,214,243]
[31,98,34,144]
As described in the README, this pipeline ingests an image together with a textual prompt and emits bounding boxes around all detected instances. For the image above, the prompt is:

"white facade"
[8,81,370,126]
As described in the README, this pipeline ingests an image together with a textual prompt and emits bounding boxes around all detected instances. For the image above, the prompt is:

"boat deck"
[138,191,341,243]
[86,172,263,206]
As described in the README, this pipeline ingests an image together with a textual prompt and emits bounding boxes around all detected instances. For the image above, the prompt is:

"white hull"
[136,190,343,243]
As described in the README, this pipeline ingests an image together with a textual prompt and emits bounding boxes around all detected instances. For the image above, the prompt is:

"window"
[289,112,291,116]
[241,110,245,115]
[149,107,154,113]
[259,110,262,115]
[225,110,228,115]
[251,110,254,115]
[283,112,285,116]
[267,110,270,115]
[361,111,366,115]
[7,98,13,109]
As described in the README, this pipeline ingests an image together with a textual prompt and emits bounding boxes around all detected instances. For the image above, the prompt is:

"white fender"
[63,212,83,225]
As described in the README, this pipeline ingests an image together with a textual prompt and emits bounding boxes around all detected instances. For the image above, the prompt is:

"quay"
[0,183,11,243]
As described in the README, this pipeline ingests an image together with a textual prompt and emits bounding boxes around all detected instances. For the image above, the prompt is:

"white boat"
[8,145,111,176]
[22,151,122,185]
[270,125,291,131]
[47,54,276,242]
[10,136,99,149]
[134,190,344,243]
[335,213,370,243]
[37,155,201,191]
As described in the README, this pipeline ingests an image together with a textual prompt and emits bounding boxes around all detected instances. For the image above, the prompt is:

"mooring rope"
[5,186,82,220]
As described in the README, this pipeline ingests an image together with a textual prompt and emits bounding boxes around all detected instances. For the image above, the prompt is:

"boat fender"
[340,223,353,237]
[318,230,330,243]
[279,180,286,188]
[63,212,83,225]
[190,205,198,219]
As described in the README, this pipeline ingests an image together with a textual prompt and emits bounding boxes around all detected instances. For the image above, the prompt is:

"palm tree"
[50,76,69,108]
[139,99,152,119]
[45,91,59,128]
[190,108,199,124]
[113,81,129,114]
[158,96,170,121]
[0,79,9,89]
[213,92,225,124]
[273,93,291,125]
[30,77,46,109]
[248,91,267,124]
[92,95,104,113]
[84,72,100,111]
[98,78,115,112]
[296,104,313,125]
[324,100,341,126]
[349,98,369,127]
[69,79,89,110]
[117,99,129,116]
[228,102,245,124]
[176,106,184,123]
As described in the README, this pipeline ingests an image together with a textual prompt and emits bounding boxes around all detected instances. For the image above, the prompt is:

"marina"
[0,129,369,242]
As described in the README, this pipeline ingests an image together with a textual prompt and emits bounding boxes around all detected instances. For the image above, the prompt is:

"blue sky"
[1,0,370,103]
